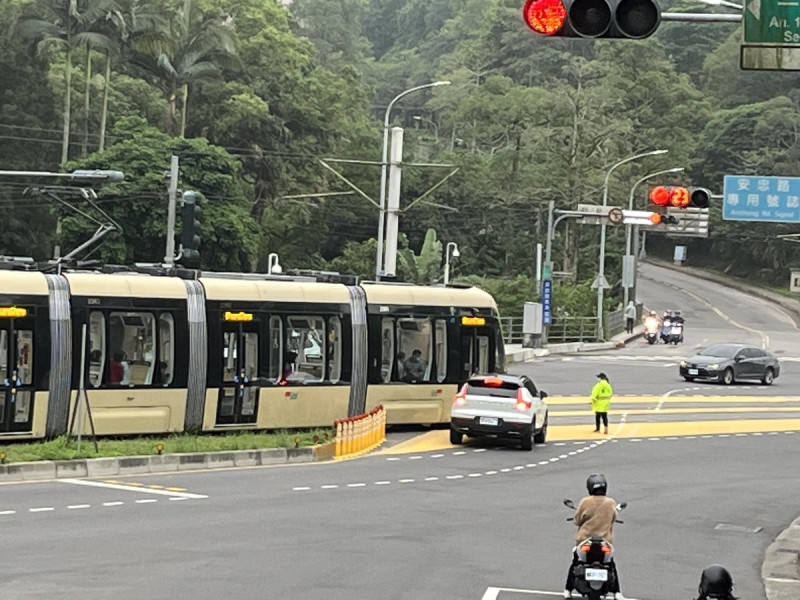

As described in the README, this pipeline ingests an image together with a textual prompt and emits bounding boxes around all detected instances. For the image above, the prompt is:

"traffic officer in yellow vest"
[591,372,613,434]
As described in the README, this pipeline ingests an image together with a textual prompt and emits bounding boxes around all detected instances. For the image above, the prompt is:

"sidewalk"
[505,328,644,364]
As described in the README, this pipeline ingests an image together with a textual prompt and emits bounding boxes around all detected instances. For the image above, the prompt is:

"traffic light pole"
[164,155,179,268]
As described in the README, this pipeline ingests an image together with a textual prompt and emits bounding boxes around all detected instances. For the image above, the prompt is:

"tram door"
[460,324,492,378]
[217,320,260,425]
[0,315,35,432]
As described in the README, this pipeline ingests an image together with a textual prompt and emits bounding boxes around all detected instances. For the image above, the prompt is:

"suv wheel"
[533,414,548,444]
[721,368,734,385]
[762,368,774,386]
[449,429,463,445]
[520,423,534,451]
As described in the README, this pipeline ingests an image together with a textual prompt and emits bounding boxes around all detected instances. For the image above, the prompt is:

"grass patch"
[0,429,334,464]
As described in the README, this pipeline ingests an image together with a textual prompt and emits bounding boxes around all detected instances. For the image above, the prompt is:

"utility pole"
[164,155,179,268]
[383,127,404,278]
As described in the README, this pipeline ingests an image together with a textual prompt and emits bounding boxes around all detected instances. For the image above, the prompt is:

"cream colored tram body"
[0,266,506,441]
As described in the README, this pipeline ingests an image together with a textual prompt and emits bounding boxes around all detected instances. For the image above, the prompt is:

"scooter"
[660,318,672,344]
[643,317,660,345]
[563,498,627,600]
[669,321,684,345]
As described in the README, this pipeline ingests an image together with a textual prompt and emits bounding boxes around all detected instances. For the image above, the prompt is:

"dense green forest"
[1,0,800,316]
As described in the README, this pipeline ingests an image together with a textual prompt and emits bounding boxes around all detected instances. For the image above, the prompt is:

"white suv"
[450,374,549,451]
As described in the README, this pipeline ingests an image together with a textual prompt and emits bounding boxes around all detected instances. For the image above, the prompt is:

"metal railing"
[500,306,632,345]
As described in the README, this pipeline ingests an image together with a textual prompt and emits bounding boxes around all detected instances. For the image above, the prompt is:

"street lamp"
[268,252,282,274]
[412,115,440,143]
[444,242,460,285]
[375,81,451,279]
[596,149,667,339]
[622,167,684,305]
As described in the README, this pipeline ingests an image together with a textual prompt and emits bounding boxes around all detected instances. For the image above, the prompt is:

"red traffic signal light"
[522,0,660,39]
[670,186,690,208]
[649,186,671,206]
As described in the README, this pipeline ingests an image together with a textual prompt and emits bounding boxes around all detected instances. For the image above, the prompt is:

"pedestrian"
[623,301,636,334]
[591,372,613,434]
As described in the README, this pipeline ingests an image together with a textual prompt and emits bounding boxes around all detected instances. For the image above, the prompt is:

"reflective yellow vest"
[591,380,613,412]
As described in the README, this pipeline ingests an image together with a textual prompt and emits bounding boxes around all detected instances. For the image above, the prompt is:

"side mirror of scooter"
[617,502,628,511]
[563,498,576,509]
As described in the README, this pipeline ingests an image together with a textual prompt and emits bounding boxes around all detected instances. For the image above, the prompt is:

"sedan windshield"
[698,345,740,358]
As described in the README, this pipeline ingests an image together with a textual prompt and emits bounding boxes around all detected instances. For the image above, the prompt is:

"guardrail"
[334,405,386,459]
[501,307,630,344]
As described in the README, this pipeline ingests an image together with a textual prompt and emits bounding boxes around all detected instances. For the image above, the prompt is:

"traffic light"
[521,0,661,39]
[649,186,711,209]
[180,190,203,267]
[621,210,678,226]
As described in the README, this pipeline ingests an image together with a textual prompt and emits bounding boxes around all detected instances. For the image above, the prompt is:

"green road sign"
[744,0,800,45]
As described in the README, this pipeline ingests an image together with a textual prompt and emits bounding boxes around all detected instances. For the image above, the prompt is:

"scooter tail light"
[515,388,531,411]
[578,544,591,553]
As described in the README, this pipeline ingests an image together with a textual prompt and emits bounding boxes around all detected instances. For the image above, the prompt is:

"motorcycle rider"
[696,565,737,600]
[643,310,661,333]
[563,474,624,600]
[660,310,673,343]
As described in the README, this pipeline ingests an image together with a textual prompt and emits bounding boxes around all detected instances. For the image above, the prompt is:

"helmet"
[698,565,733,598]
[649,311,657,317]
[586,473,607,496]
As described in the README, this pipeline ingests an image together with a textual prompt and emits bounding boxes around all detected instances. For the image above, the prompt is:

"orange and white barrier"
[334,405,386,459]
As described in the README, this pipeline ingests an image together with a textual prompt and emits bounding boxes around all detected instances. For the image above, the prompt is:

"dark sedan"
[679,343,780,385]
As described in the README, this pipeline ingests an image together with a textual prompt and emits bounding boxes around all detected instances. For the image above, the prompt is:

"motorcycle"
[563,498,627,600]
[668,320,684,345]
[660,318,672,344]
[643,317,660,345]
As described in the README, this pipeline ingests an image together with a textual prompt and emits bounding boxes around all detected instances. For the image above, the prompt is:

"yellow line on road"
[381,419,800,454]
[547,396,800,405]
[553,406,800,417]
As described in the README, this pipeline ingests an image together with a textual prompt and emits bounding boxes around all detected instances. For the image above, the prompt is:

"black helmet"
[586,473,607,496]
[698,565,733,598]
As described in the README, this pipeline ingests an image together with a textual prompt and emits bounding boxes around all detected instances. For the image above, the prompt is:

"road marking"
[424,476,439,481]
[399,479,415,483]
[321,485,339,489]
[0,510,16,515]
[60,478,208,499]
[102,502,124,507]
[29,507,54,512]
[135,499,158,504]
[346,483,366,488]
[292,487,311,491]
[483,586,645,599]
[375,481,391,486]
[67,504,91,509]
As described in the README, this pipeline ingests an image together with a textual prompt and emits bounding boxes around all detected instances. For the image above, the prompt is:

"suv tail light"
[483,377,505,386]
[515,388,531,411]
[453,384,468,406]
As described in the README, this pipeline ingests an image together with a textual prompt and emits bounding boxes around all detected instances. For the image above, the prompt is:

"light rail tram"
[0,260,506,441]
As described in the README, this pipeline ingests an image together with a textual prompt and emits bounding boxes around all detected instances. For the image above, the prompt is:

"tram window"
[88,311,106,388]
[435,320,447,383]
[328,316,342,384]
[244,332,258,379]
[397,318,432,383]
[158,314,175,386]
[286,316,325,383]
[16,330,33,385]
[268,316,282,383]
[223,331,238,383]
[494,326,507,373]
[381,318,394,383]
[109,312,156,386]
[0,330,7,384]
[14,391,32,423]
[477,335,490,374]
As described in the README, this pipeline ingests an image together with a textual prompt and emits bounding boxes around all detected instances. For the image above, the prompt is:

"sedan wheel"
[762,368,775,386]
[520,424,534,451]
[534,414,548,444]
[684,377,695,382]
[449,429,463,445]
[721,368,734,385]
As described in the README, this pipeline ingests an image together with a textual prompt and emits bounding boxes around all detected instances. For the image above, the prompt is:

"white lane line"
[446,475,463,480]
[0,510,16,515]
[468,473,482,478]
[526,463,537,467]
[500,468,511,473]
[399,479,415,483]
[321,485,339,489]
[60,478,208,499]
[483,587,572,598]
[168,497,187,501]
[452,451,466,456]
[30,507,55,513]
[513,466,525,470]
[292,487,311,491]
[347,483,366,488]
[424,477,439,481]
[431,454,445,458]
[374,481,391,486]
[67,504,91,510]
[485,471,498,475]
[102,502,124,507]
[135,499,158,504]
[386,457,401,461]
[473,448,487,453]
[408,456,423,460]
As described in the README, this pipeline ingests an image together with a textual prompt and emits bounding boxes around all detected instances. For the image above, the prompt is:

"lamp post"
[623,167,685,306]
[267,253,282,274]
[596,149,667,340]
[444,242,459,285]
[375,81,451,279]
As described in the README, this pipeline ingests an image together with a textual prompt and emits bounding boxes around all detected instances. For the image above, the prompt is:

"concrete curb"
[645,258,800,600]
[0,444,336,483]
[505,332,644,364]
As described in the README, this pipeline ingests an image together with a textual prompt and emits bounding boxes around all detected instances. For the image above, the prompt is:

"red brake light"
[453,384,467,406]
[578,544,591,553]
[483,377,505,386]
[515,388,532,411]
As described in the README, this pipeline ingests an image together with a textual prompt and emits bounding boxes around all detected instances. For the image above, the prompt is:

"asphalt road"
[2,262,799,600]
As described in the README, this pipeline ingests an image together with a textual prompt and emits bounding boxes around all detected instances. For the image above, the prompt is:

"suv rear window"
[467,378,519,398]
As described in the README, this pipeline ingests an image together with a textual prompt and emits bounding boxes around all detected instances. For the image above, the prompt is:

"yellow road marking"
[553,406,800,417]
[148,484,164,489]
[381,420,800,454]
[165,487,186,492]
[547,396,800,405]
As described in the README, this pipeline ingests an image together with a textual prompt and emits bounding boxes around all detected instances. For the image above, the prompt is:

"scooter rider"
[696,565,737,600]
[563,474,624,600]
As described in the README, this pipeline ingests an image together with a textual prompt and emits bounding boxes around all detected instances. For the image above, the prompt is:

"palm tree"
[100,0,170,150]
[14,0,121,163]
[130,0,236,136]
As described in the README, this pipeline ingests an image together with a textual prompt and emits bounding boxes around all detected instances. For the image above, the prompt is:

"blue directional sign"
[541,279,553,326]
[723,175,800,222]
